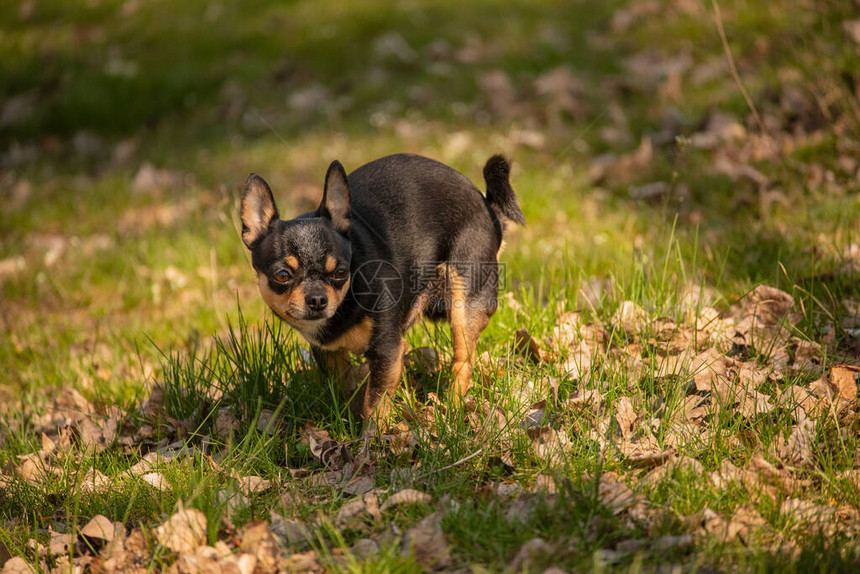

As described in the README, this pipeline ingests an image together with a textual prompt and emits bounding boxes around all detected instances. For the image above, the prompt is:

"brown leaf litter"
[79,504,325,574]
[689,505,768,544]
[4,278,857,571]
[154,502,208,554]
[531,281,859,546]
[400,512,451,570]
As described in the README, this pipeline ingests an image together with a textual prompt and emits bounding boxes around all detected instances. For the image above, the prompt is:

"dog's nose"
[306,293,328,311]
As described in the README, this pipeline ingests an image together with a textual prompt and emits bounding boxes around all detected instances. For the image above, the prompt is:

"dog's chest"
[297,317,374,354]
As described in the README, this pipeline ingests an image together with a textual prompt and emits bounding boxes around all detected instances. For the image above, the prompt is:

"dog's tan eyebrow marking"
[284,256,299,270]
[325,255,337,273]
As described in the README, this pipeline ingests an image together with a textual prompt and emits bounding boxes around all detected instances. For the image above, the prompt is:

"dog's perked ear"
[319,160,351,234]
[240,174,279,249]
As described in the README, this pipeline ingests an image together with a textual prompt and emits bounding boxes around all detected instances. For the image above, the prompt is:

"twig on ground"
[415,448,484,481]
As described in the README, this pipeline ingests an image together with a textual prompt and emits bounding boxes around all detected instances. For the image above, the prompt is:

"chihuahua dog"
[240,153,524,421]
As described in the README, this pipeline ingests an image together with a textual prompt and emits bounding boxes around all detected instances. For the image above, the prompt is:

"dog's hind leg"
[447,265,495,399]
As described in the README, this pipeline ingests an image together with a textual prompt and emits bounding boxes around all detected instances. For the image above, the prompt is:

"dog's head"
[240,161,352,326]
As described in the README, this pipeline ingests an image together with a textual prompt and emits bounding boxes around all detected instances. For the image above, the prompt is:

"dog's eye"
[333,268,348,280]
[273,270,292,283]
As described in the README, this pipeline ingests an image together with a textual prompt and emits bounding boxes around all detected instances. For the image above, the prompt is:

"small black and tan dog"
[240,153,524,421]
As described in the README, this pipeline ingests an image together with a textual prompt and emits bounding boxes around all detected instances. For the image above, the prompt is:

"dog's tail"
[483,155,525,228]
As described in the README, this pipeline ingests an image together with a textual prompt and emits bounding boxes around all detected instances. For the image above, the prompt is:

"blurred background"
[0,0,858,399]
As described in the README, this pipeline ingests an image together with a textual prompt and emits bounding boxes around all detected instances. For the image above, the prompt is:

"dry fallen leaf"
[531,474,558,495]
[614,396,638,440]
[567,388,603,411]
[528,426,572,466]
[747,454,799,495]
[381,426,417,457]
[694,505,767,543]
[76,414,119,453]
[522,401,546,429]
[256,408,283,435]
[17,453,61,483]
[214,408,240,440]
[1,557,36,574]
[49,530,74,555]
[125,452,160,476]
[552,311,584,349]
[641,456,703,485]
[282,549,323,573]
[173,544,257,574]
[844,18,860,44]
[141,385,165,418]
[336,498,370,530]
[270,511,311,546]
[351,538,380,560]
[745,285,794,326]
[560,342,595,380]
[154,502,207,554]
[80,515,116,542]
[364,491,383,523]
[344,475,374,497]
[611,1,661,34]
[141,472,170,491]
[709,459,743,490]
[596,474,638,514]
[623,447,674,469]
[779,498,837,535]
[777,385,821,420]
[131,163,182,194]
[830,365,859,402]
[653,533,693,552]
[238,475,272,495]
[79,468,111,494]
[690,112,746,149]
[514,329,547,364]
[239,521,281,573]
[401,512,451,569]
[302,424,351,470]
[613,301,648,335]
[773,419,815,467]
[380,489,433,512]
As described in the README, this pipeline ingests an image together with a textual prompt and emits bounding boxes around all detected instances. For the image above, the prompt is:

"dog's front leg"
[311,346,369,397]
[362,335,408,424]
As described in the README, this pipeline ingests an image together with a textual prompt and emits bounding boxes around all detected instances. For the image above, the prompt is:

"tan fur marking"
[258,272,352,347]
[284,256,298,270]
[321,316,374,353]
[447,267,489,398]
[258,273,328,346]
[448,269,471,396]
[325,255,337,273]
[404,292,429,330]
[497,239,507,258]
[258,274,305,322]
[323,277,350,316]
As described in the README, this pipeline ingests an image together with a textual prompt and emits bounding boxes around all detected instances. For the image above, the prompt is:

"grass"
[1,0,860,570]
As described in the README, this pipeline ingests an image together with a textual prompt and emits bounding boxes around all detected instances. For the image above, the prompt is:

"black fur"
[484,155,526,226]
[241,153,524,417]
